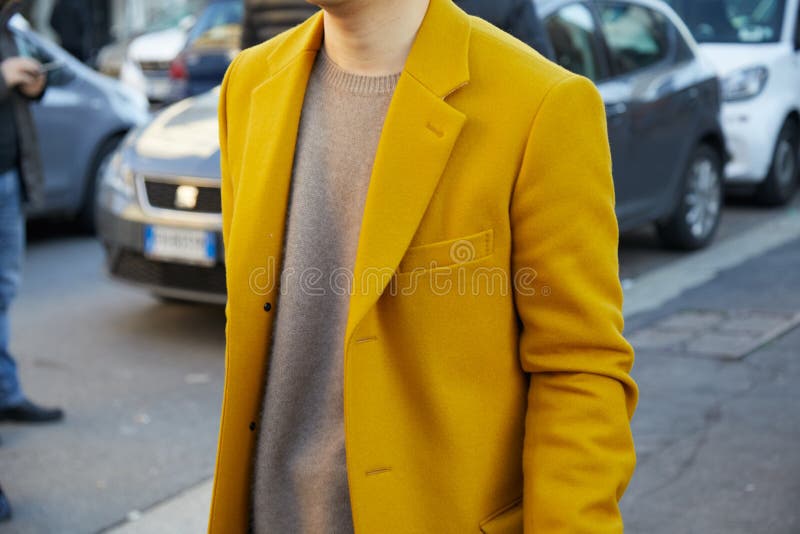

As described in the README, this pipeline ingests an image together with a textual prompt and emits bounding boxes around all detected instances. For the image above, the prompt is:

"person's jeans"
[0,168,25,408]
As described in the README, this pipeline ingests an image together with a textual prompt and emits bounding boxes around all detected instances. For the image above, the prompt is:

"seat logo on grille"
[174,185,200,209]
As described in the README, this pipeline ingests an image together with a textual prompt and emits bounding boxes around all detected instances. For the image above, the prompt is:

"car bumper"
[96,180,226,305]
[721,97,785,184]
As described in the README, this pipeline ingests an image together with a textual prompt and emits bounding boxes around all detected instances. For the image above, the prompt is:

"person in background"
[0,0,64,424]
[456,0,555,58]
[49,0,91,62]
[241,0,319,49]
[0,484,9,521]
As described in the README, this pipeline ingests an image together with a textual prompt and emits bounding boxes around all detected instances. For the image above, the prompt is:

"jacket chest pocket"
[398,229,494,274]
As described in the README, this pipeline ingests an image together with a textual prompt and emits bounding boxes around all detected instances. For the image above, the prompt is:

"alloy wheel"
[684,157,722,241]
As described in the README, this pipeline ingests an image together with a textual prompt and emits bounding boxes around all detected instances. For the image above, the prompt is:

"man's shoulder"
[465,14,573,99]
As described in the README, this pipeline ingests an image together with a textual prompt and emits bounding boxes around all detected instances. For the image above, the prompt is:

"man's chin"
[306,0,357,9]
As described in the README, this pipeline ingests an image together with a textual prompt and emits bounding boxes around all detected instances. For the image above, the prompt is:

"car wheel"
[657,144,723,251]
[77,136,124,233]
[755,119,799,206]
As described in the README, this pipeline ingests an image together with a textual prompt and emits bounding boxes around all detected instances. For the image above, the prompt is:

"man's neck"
[320,0,430,76]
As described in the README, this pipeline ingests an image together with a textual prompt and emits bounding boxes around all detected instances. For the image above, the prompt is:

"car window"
[545,3,605,81]
[598,3,670,76]
[186,1,244,50]
[666,0,786,44]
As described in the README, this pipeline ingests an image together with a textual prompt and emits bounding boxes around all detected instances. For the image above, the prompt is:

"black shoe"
[0,399,64,423]
[0,487,11,522]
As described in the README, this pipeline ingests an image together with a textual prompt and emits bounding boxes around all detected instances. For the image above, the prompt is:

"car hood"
[130,89,221,179]
[128,28,187,62]
[698,43,787,77]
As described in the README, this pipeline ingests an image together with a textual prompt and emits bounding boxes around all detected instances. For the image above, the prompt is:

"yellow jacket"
[210,0,638,532]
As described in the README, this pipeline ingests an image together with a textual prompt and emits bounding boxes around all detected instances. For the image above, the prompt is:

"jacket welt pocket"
[397,229,494,274]
[479,497,522,533]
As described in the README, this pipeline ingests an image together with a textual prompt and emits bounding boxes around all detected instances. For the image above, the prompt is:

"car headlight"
[102,149,135,198]
[722,66,768,102]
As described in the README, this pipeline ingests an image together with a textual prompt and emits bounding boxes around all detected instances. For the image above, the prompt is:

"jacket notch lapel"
[344,0,473,343]
[226,50,318,368]
[346,75,466,343]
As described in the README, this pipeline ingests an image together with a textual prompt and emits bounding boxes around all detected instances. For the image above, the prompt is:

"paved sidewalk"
[109,216,800,533]
[103,480,212,534]
[622,236,800,534]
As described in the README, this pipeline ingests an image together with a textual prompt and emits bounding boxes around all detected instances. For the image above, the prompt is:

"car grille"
[143,179,221,214]
[111,250,226,296]
[138,60,171,72]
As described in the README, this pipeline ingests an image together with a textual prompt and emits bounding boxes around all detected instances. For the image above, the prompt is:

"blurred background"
[1,0,799,532]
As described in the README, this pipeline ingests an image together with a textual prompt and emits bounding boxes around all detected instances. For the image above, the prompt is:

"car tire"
[77,135,124,233]
[755,119,799,206]
[657,144,723,251]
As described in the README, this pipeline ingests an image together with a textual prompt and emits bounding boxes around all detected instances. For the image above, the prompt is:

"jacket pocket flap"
[398,229,494,274]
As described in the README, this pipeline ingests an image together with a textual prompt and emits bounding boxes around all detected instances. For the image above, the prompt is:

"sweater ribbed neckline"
[317,48,401,95]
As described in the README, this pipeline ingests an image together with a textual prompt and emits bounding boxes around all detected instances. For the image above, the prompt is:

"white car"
[119,17,194,103]
[668,0,800,205]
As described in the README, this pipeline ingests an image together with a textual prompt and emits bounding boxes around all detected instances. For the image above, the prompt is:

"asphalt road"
[0,194,797,533]
[618,193,800,280]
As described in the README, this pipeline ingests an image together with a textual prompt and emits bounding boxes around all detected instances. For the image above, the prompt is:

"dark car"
[97,0,726,304]
[10,15,149,228]
[538,0,727,249]
[169,0,243,101]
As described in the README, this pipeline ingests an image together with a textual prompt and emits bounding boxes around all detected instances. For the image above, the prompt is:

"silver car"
[96,89,225,303]
[9,16,150,228]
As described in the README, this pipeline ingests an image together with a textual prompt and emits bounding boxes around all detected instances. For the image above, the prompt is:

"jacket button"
[263,302,272,312]
[249,421,256,431]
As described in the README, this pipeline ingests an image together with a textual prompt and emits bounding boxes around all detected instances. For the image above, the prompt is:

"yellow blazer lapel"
[346,0,472,343]
[225,15,323,396]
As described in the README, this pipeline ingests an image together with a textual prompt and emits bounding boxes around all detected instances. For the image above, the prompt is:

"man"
[241,0,319,49]
[0,484,9,522]
[456,0,554,58]
[0,0,64,424]
[210,0,637,532]
[49,0,92,62]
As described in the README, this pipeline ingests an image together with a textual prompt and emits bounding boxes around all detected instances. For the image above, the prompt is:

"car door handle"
[605,102,628,118]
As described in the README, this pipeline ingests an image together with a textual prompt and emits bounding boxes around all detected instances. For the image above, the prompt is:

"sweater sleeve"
[511,73,638,533]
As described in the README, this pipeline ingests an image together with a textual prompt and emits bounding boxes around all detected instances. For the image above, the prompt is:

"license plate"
[144,226,216,266]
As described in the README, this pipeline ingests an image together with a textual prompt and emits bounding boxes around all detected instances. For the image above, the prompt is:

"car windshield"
[186,1,243,50]
[667,0,786,43]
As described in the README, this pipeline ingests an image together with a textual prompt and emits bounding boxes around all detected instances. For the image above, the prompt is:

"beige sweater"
[250,49,399,533]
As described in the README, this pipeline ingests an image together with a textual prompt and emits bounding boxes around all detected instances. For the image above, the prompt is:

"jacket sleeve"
[511,73,638,533]
[218,52,246,264]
